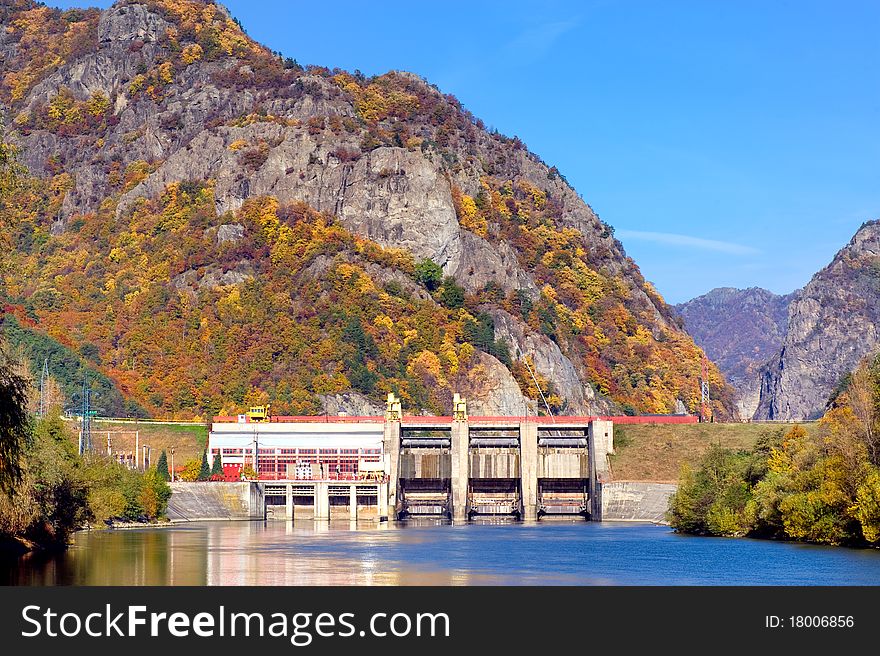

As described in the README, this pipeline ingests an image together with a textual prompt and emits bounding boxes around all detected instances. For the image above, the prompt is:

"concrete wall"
[600,482,677,523]
[167,482,264,521]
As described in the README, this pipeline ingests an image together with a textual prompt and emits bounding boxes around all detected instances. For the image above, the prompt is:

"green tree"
[438,276,465,309]
[0,348,31,495]
[414,258,443,291]
[156,450,170,481]
[668,444,754,537]
[854,467,880,543]
[178,458,202,482]
[139,468,171,519]
[0,126,25,211]
[210,453,223,479]
[197,450,210,481]
[0,409,89,546]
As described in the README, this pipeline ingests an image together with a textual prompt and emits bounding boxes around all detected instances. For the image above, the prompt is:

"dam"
[193,395,692,523]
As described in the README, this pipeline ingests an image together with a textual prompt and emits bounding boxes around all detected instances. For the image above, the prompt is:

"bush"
[438,276,465,309]
[414,258,443,291]
[177,458,203,482]
[668,444,755,537]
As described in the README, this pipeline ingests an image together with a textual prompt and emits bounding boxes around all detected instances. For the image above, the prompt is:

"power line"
[516,344,554,419]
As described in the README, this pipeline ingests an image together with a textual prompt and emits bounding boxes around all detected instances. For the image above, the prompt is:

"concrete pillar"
[520,421,538,521]
[377,482,389,521]
[349,485,357,521]
[450,420,469,522]
[590,419,614,457]
[286,483,293,522]
[587,420,611,521]
[382,421,401,518]
[314,482,329,521]
[245,482,266,520]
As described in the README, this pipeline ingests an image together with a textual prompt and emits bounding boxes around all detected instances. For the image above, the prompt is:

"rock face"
[486,307,609,415]
[675,288,795,418]
[318,391,384,417]
[459,352,533,417]
[0,0,734,418]
[755,221,880,420]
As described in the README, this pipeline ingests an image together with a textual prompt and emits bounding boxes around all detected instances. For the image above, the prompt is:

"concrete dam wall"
[166,482,264,521]
[601,482,677,523]
[167,480,676,523]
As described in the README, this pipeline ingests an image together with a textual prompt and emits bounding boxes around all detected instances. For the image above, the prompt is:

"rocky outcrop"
[675,287,795,419]
[460,351,533,416]
[486,307,610,415]
[211,223,244,245]
[755,221,880,420]
[172,261,254,293]
[318,391,384,417]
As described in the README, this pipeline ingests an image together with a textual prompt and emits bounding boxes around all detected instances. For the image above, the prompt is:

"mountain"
[675,287,795,418]
[0,0,736,420]
[755,221,880,420]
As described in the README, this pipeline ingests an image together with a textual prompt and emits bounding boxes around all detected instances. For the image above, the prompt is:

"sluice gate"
[467,426,521,518]
[397,425,452,518]
[536,426,591,517]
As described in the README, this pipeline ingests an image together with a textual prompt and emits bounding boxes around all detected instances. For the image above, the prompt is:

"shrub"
[414,258,443,291]
[438,276,465,309]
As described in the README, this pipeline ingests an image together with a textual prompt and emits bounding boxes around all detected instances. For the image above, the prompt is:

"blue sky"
[47,0,880,303]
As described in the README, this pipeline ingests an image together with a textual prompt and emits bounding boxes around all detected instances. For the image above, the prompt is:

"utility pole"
[80,377,92,455]
[39,358,49,418]
[700,354,711,423]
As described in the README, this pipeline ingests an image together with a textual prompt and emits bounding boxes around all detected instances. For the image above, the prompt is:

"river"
[4,520,880,585]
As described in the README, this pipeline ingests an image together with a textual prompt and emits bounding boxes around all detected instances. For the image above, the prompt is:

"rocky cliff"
[675,287,795,418]
[0,0,736,419]
[754,221,880,420]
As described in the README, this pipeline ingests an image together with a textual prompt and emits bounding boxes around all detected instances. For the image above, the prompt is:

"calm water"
[5,520,880,586]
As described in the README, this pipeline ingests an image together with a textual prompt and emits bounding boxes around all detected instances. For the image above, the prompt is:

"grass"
[85,420,208,469]
[609,422,819,483]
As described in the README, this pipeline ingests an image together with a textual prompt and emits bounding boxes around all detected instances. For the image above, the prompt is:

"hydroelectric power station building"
[207,396,695,522]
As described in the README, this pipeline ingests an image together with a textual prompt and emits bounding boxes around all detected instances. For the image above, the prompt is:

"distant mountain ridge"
[755,220,880,420]
[675,287,795,418]
[677,220,880,421]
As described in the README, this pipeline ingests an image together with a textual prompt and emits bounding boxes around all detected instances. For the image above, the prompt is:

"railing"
[252,472,388,482]
[212,414,700,425]
[212,415,385,424]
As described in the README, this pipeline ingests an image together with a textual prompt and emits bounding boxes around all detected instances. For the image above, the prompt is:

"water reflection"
[5,520,880,586]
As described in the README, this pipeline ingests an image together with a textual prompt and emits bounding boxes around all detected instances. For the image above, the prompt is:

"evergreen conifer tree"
[156,450,170,481]
[210,453,223,480]
[197,450,210,481]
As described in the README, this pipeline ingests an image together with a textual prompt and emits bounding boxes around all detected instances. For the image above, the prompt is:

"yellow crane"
[246,404,271,422]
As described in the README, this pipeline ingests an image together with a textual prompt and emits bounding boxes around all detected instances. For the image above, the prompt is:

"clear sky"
[47,0,880,304]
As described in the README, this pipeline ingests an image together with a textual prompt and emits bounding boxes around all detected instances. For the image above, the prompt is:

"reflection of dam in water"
[10,521,880,586]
